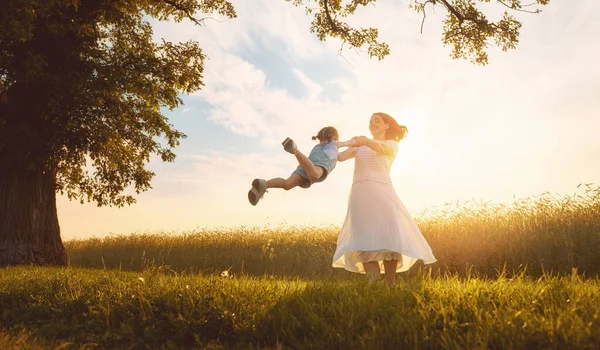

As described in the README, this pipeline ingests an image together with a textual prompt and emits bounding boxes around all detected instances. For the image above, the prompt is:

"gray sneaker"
[248,178,267,206]
[282,137,297,154]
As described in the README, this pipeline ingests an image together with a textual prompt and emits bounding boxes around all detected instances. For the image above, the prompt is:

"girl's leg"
[383,259,399,287]
[293,150,324,183]
[266,174,305,191]
[362,261,381,285]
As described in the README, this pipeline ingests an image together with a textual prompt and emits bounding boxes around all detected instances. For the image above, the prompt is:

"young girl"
[248,126,355,206]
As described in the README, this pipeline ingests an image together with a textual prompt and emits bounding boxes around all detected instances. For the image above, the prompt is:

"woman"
[333,112,436,287]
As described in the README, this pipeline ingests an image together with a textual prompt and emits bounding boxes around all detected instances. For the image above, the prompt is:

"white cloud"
[292,68,324,101]
[193,47,351,148]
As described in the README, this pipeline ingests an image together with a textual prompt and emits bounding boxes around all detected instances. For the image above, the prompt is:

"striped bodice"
[352,141,398,184]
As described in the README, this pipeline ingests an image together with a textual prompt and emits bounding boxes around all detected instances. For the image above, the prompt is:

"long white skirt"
[332,181,437,273]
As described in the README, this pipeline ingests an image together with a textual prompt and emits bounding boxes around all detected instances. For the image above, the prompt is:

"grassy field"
[66,185,600,278]
[1,267,599,349]
[1,185,600,349]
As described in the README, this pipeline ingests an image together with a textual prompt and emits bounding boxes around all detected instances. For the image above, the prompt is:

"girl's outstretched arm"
[336,139,357,148]
[337,140,356,162]
[337,147,355,162]
[336,139,357,162]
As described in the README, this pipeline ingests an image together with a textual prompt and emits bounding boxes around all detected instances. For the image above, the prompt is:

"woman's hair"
[374,112,408,141]
[312,126,339,142]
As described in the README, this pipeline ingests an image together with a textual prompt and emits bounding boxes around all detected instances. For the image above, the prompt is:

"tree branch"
[438,0,465,22]
[196,16,225,24]
[322,0,367,45]
[322,0,343,33]
[160,0,205,25]
[497,0,541,13]
[322,0,356,56]
[420,0,435,34]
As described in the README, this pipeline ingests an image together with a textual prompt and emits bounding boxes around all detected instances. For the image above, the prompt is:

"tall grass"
[0,330,49,350]
[66,185,600,278]
[418,184,600,277]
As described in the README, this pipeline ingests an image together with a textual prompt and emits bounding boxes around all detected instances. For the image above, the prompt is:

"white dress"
[332,140,437,273]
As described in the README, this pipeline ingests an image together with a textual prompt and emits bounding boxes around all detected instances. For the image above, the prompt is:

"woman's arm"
[337,147,356,162]
[357,136,395,156]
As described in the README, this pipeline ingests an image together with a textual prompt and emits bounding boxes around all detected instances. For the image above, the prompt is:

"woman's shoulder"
[384,140,399,157]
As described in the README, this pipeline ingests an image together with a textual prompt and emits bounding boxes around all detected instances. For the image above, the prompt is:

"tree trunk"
[0,166,67,266]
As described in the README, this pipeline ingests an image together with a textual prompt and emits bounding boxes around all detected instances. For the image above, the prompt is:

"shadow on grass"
[0,267,431,349]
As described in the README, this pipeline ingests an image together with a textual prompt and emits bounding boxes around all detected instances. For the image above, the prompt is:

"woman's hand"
[352,136,368,147]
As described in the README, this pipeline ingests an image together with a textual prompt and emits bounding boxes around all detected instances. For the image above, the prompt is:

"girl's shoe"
[248,178,267,206]
[282,138,297,154]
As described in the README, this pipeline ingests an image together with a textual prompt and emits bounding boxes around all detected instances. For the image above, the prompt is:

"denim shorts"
[292,144,337,189]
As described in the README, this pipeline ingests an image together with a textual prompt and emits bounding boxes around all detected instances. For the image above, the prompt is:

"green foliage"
[0,0,235,207]
[296,0,550,63]
[306,0,391,60]
[0,267,599,348]
[66,185,600,278]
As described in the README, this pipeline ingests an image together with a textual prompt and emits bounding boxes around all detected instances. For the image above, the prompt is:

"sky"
[57,0,600,240]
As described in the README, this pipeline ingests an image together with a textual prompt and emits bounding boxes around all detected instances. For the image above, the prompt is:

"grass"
[0,330,52,350]
[1,267,599,349]
[2,184,600,348]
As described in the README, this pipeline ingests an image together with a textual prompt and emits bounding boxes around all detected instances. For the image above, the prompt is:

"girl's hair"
[312,126,339,142]
[374,112,408,141]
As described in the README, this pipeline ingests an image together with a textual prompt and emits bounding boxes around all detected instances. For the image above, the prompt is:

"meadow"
[1,184,599,349]
[65,184,600,279]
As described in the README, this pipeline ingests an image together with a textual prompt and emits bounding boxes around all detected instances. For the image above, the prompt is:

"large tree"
[0,0,549,266]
